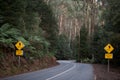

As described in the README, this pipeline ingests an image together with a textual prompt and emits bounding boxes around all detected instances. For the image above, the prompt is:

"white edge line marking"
[94,75,97,80]
[46,64,76,80]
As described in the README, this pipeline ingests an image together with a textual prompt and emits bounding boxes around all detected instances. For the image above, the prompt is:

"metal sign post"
[18,56,21,67]
[15,41,25,67]
[104,43,114,73]
[108,59,109,72]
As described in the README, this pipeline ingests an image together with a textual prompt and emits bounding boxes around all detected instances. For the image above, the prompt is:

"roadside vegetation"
[0,0,120,78]
[0,0,58,77]
[47,0,120,65]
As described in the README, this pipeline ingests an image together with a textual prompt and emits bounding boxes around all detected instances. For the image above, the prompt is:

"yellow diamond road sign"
[16,50,23,56]
[15,41,25,50]
[105,53,113,59]
[104,44,114,53]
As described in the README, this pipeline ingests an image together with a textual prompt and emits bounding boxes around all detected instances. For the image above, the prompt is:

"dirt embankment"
[93,64,120,80]
[0,55,58,78]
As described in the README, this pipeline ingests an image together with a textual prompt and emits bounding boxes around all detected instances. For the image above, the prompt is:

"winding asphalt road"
[1,60,94,80]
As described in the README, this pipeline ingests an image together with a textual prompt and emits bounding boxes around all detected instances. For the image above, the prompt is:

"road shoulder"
[93,64,120,80]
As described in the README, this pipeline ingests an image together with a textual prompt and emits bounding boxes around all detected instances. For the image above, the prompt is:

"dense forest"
[0,0,120,77]
[47,0,120,65]
[0,0,58,76]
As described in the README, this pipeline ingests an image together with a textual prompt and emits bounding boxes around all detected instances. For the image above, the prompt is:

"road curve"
[1,60,94,80]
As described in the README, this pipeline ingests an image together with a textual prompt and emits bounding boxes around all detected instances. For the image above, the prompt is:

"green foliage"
[110,33,120,65]
[72,36,80,59]
[28,0,59,51]
[0,0,26,26]
[104,0,120,33]
[0,0,58,63]
[0,23,20,45]
[55,34,73,60]
[81,58,93,63]
[103,0,120,65]
[92,26,111,63]
[79,27,89,59]
[16,37,30,46]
